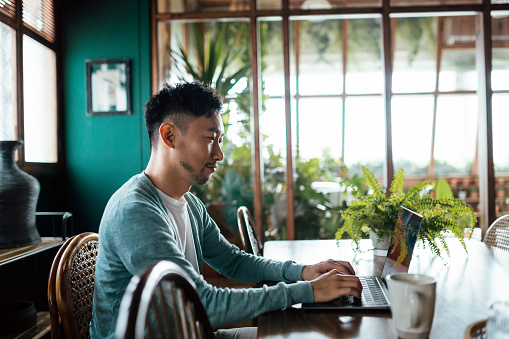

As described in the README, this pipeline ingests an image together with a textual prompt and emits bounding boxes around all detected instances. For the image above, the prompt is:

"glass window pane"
[493,93,509,174]
[344,96,384,180]
[492,15,509,91]
[493,93,509,217]
[434,95,478,175]
[293,0,380,10]
[293,97,345,239]
[0,21,17,141]
[260,19,284,97]
[260,98,287,239]
[0,0,15,18]
[258,0,281,10]
[391,95,433,176]
[392,0,480,5]
[162,20,250,88]
[393,17,437,93]
[492,48,509,91]
[260,19,287,239]
[295,98,342,160]
[292,19,343,96]
[438,16,478,92]
[23,0,56,43]
[157,0,251,13]
[346,17,382,94]
[439,49,477,92]
[23,34,57,163]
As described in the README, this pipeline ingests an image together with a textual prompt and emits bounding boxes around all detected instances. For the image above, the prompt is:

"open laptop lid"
[380,206,423,280]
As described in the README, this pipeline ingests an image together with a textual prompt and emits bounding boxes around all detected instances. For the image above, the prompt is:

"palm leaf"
[169,22,250,98]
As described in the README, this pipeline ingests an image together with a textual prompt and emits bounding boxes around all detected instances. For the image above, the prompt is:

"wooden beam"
[282,0,295,240]
[382,0,394,190]
[475,4,495,238]
[250,4,264,243]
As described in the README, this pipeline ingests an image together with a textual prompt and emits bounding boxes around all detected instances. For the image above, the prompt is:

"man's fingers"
[329,275,362,298]
[332,260,355,275]
[311,270,363,302]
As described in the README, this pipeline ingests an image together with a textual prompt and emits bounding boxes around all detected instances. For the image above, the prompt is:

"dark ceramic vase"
[0,141,41,248]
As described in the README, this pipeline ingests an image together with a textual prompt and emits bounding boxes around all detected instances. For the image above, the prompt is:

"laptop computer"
[301,206,423,310]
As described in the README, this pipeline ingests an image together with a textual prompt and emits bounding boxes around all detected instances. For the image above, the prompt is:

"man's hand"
[309,269,362,303]
[301,259,356,281]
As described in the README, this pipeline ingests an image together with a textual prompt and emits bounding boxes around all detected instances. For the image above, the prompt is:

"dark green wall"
[62,0,151,233]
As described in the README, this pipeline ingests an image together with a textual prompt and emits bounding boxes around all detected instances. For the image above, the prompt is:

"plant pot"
[0,141,41,248]
[369,230,390,257]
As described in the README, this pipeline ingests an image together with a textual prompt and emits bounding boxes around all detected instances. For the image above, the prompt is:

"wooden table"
[258,238,509,339]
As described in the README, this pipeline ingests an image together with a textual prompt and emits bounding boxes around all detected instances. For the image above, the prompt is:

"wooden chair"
[115,260,215,339]
[484,215,509,252]
[464,319,487,339]
[48,232,99,339]
[236,206,263,256]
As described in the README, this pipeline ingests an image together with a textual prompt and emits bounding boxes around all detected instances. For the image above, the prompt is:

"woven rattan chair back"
[237,206,263,256]
[48,232,99,339]
[115,261,215,339]
[484,215,509,252]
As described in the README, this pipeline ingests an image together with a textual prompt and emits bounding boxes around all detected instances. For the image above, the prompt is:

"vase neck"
[0,141,23,170]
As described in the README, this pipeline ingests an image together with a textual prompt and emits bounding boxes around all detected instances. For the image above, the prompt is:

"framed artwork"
[86,58,132,116]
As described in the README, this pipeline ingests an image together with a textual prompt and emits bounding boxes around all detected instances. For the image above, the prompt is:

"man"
[90,81,362,339]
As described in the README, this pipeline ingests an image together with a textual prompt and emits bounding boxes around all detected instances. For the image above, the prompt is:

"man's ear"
[159,123,176,148]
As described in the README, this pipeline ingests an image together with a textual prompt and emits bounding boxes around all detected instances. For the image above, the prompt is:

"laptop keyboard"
[358,276,390,307]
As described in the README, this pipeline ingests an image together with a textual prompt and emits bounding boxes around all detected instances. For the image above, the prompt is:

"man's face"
[175,112,224,186]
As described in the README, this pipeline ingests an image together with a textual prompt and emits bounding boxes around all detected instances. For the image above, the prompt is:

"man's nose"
[213,142,224,161]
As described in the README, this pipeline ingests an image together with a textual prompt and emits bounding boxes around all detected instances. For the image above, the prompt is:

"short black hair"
[144,81,223,148]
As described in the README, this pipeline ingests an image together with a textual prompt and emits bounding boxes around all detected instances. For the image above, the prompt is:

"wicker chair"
[115,260,215,339]
[484,215,509,252]
[237,206,263,256]
[465,319,487,339]
[48,232,99,339]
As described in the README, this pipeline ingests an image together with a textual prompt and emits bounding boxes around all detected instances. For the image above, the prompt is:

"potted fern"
[335,166,477,260]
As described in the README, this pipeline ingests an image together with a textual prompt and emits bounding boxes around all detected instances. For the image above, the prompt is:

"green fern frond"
[390,169,405,197]
[405,181,433,201]
[361,166,383,197]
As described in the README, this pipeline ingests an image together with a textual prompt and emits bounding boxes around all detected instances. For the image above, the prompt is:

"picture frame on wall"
[86,58,132,116]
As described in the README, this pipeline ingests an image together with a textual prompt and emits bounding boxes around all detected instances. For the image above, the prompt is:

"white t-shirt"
[156,188,200,274]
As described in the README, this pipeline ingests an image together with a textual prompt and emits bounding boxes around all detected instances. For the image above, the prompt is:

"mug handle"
[409,291,423,328]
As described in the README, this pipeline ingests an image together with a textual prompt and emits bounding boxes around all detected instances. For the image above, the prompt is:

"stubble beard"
[179,159,211,186]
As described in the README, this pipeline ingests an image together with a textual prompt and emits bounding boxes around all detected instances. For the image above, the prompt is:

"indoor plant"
[335,166,477,259]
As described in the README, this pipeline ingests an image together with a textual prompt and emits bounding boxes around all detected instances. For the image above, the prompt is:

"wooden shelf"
[0,238,64,267]
[1,312,51,339]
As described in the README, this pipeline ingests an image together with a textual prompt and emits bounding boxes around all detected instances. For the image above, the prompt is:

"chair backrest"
[484,215,509,252]
[236,206,263,256]
[115,261,215,339]
[464,319,487,339]
[48,232,99,339]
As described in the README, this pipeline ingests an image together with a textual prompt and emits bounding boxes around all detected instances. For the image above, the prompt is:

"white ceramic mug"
[387,273,436,339]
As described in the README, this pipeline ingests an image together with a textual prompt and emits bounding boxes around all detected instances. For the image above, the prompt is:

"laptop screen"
[380,206,423,279]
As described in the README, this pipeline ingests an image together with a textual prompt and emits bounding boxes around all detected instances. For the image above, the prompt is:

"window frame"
[0,0,63,174]
[151,0,509,238]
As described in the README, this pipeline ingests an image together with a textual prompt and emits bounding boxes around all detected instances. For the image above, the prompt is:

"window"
[152,0,505,239]
[0,0,59,165]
